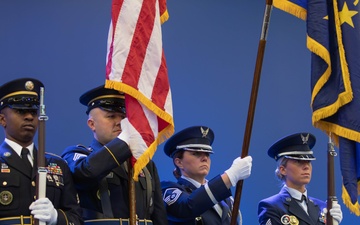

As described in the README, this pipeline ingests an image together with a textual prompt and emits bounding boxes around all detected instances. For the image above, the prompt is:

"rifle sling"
[99,177,114,218]
[142,167,153,217]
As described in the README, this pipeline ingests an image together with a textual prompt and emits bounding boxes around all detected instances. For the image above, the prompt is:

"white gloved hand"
[29,198,58,225]
[329,202,343,223]
[225,156,252,186]
[117,118,148,159]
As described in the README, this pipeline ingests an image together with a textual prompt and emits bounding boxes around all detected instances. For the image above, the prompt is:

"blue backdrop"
[0,1,358,224]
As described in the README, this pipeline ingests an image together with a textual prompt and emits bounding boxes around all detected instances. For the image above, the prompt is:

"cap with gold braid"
[79,85,125,115]
[0,78,43,110]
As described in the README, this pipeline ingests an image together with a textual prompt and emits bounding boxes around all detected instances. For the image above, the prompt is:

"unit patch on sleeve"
[163,188,182,206]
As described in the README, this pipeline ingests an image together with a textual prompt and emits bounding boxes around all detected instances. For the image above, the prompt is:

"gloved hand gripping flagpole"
[35,87,49,225]
[230,1,273,225]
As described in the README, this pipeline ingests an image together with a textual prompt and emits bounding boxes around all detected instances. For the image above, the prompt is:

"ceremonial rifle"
[230,1,273,224]
[35,87,49,225]
[327,135,338,225]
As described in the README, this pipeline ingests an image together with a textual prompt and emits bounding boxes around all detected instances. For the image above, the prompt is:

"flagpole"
[230,1,273,224]
[128,160,136,225]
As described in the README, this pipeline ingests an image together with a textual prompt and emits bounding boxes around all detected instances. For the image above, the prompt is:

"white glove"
[329,202,343,223]
[117,118,147,159]
[225,156,252,186]
[29,198,58,225]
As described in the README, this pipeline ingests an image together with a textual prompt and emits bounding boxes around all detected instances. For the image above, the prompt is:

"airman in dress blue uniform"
[258,132,343,225]
[61,85,168,225]
[161,126,253,225]
[0,78,82,225]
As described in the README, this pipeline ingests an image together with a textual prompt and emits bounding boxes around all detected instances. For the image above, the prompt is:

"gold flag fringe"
[274,0,360,216]
[160,9,169,24]
[309,0,360,215]
[342,185,360,216]
[273,0,307,20]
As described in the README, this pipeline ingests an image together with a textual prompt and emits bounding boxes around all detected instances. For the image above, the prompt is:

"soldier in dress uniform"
[258,132,343,225]
[161,126,253,225]
[0,78,82,225]
[61,85,168,225]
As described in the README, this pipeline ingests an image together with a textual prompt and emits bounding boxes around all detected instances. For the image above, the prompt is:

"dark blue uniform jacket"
[0,142,83,225]
[161,176,237,225]
[258,186,327,225]
[62,138,168,225]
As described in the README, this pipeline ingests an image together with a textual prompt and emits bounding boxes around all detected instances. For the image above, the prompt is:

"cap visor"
[8,104,39,110]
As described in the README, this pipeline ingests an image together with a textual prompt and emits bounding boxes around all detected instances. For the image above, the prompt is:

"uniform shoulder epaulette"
[76,144,92,152]
[45,152,63,159]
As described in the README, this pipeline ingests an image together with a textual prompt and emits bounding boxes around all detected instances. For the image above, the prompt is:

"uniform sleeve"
[61,138,132,190]
[161,175,231,220]
[149,162,169,225]
[258,200,282,225]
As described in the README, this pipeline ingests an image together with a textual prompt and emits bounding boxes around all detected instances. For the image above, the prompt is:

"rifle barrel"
[35,87,49,225]
[326,136,337,225]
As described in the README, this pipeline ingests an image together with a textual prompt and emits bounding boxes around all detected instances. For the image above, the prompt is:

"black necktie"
[21,148,32,171]
[296,194,309,214]
[296,194,307,203]
[302,195,308,204]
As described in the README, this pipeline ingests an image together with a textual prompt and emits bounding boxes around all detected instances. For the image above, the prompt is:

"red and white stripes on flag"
[105,0,173,180]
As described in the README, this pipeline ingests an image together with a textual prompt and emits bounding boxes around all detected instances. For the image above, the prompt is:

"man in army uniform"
[0,77,82,225]
[61,85,168,225]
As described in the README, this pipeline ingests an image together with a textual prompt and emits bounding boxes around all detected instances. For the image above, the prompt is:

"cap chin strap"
[176,144,212,150]
[277,150,313,157]
[284,155,316,160]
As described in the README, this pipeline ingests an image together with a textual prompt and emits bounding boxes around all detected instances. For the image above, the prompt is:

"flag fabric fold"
[105,0,174,180]
[274,0,360,215]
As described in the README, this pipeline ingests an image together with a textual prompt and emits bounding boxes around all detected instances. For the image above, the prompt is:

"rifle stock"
[35,87,49,225]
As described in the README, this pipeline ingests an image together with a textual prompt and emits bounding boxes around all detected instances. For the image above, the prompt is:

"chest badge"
[0,191,13,205]
[289,215,299,225]
[280,214,290,224]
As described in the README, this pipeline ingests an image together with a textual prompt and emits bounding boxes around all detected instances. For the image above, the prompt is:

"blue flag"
[274,0,360,215]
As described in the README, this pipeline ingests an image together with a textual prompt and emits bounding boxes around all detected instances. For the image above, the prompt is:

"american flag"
[104,0,174,180]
